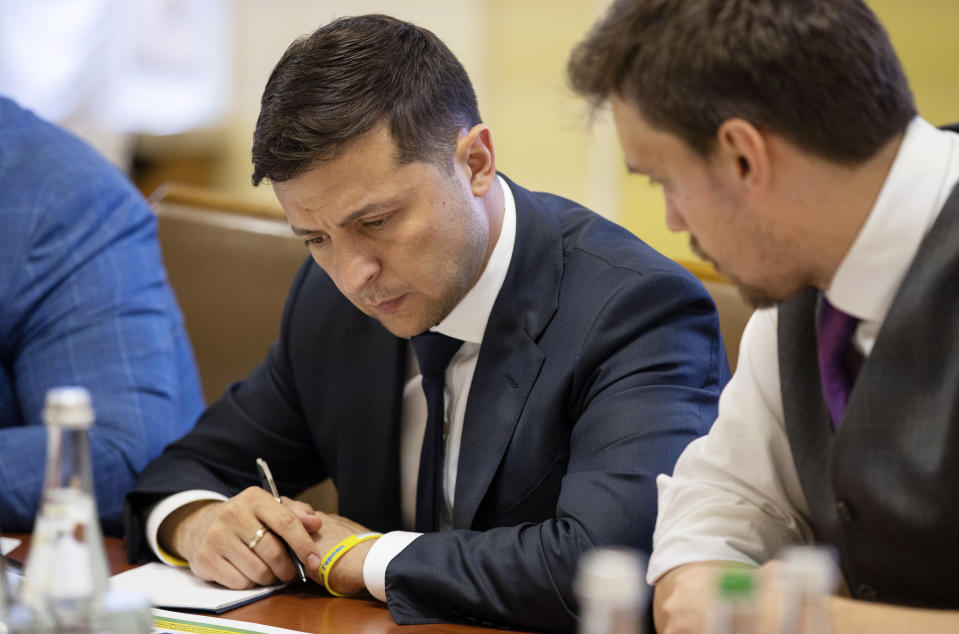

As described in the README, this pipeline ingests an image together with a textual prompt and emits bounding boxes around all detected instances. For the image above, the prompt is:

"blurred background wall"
[1,0,956,262]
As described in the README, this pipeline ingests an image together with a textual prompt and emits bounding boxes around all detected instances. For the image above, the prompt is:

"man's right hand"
[157,486,324,589]
[655,560,795,634]
[654,561,729,634]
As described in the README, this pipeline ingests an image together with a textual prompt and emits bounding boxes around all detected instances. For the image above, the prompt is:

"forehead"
[609,94,697,174]
[272,126,438,224]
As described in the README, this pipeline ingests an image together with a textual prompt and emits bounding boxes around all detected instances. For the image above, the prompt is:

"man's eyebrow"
[290,225,316,237]
[289,195,407,236]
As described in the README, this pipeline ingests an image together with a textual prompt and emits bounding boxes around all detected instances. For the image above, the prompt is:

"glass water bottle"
[575,547,648,634]
[19,387,150,633]
[707,568,760,634]
[778,546,839,634]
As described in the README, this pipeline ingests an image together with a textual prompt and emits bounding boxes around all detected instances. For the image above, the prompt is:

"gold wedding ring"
[247,526,268,550]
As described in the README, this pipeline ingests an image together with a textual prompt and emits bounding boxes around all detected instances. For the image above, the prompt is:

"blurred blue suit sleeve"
[0,98,205,535]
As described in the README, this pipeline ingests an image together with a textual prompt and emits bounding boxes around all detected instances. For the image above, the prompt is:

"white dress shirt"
[145,176,518,603]
[646,117,959,583]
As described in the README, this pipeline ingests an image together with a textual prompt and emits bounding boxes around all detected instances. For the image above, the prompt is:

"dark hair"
[252,14,481,185]
[568,0,916,163]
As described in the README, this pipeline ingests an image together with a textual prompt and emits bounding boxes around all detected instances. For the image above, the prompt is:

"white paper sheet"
[110,563,285,613]
[1,536,21,555]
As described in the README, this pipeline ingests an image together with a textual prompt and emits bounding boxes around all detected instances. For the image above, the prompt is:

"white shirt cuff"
[362,530,422,602]
[145,490,228,565]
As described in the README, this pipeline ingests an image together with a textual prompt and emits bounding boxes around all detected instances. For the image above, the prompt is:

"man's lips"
[369,294,406,313]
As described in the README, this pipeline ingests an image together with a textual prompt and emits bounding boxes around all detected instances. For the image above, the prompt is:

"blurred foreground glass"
[17,387,151,633]
[575,547,648,634]
[1,550,7,629]
[778,546,839,634]
[707,568,759,634]
[1,551,32,633]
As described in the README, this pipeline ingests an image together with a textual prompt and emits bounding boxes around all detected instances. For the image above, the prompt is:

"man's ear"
[455,123,495,197]
[715,118,770,195]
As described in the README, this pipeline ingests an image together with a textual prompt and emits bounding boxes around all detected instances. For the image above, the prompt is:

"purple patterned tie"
[817,297,860,429]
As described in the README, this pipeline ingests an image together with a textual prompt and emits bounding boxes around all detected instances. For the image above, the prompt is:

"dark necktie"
[411,331,463,532]
[817,297,860,429]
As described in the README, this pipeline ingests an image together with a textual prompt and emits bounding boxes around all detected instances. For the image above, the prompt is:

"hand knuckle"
[239,486,261,499]
[275,512,297,531]
[193,550,216,570]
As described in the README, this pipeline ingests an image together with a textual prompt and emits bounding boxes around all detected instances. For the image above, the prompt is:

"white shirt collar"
[429,175,517,344]
[827,117,959,323]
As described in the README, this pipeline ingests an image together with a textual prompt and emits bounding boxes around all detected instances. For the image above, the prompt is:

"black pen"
[256,457,308,583]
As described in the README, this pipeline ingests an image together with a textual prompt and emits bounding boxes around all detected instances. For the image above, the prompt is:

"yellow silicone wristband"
[318,532,382,597]
[156,544,189,568]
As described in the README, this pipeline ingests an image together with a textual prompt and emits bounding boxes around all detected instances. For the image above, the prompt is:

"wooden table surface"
[7,534,538,633]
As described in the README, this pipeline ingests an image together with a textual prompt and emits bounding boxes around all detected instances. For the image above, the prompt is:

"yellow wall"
[482,0,605,201]
[871,0,959,128]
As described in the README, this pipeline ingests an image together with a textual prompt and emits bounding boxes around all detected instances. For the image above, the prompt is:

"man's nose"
[664,196,688,232]
[335,244,380,295]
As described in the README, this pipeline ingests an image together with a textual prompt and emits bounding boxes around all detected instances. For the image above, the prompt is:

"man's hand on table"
[653,560,784,634]
[158,486,324,588]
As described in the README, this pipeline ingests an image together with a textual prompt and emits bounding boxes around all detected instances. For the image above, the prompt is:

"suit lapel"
[322,304,407,531]
[358,332,407,529]
[453,176,563,528]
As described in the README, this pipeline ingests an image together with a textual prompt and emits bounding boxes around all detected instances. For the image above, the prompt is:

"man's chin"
[373,311,442,339]
[375,316,427,339]
[734,283,779,309]
[689,239,789,308]
[730,275,811,310]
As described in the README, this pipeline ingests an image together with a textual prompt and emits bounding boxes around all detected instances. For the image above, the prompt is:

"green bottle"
[708,568,759,634]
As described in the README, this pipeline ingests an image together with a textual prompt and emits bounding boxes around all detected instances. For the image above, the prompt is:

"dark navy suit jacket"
[126,175,728,632]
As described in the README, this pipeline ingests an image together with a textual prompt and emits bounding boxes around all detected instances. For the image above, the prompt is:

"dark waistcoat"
[778,183,959,608]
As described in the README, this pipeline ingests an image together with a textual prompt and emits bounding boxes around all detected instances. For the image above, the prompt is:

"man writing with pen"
[123,15,728,631]
[254,458,308,584]
[255,457,373,593]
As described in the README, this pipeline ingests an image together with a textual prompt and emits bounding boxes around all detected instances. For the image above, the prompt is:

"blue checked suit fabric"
[0,96,204,534]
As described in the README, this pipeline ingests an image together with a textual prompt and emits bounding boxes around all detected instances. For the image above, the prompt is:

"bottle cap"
[780,545,839,595]
[42,387,95,429]
[574,547,648,608]
[716,568,756,598]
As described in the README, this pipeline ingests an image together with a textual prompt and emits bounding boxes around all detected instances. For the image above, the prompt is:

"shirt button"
[857,584,877,601]
[836,500,854,523]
